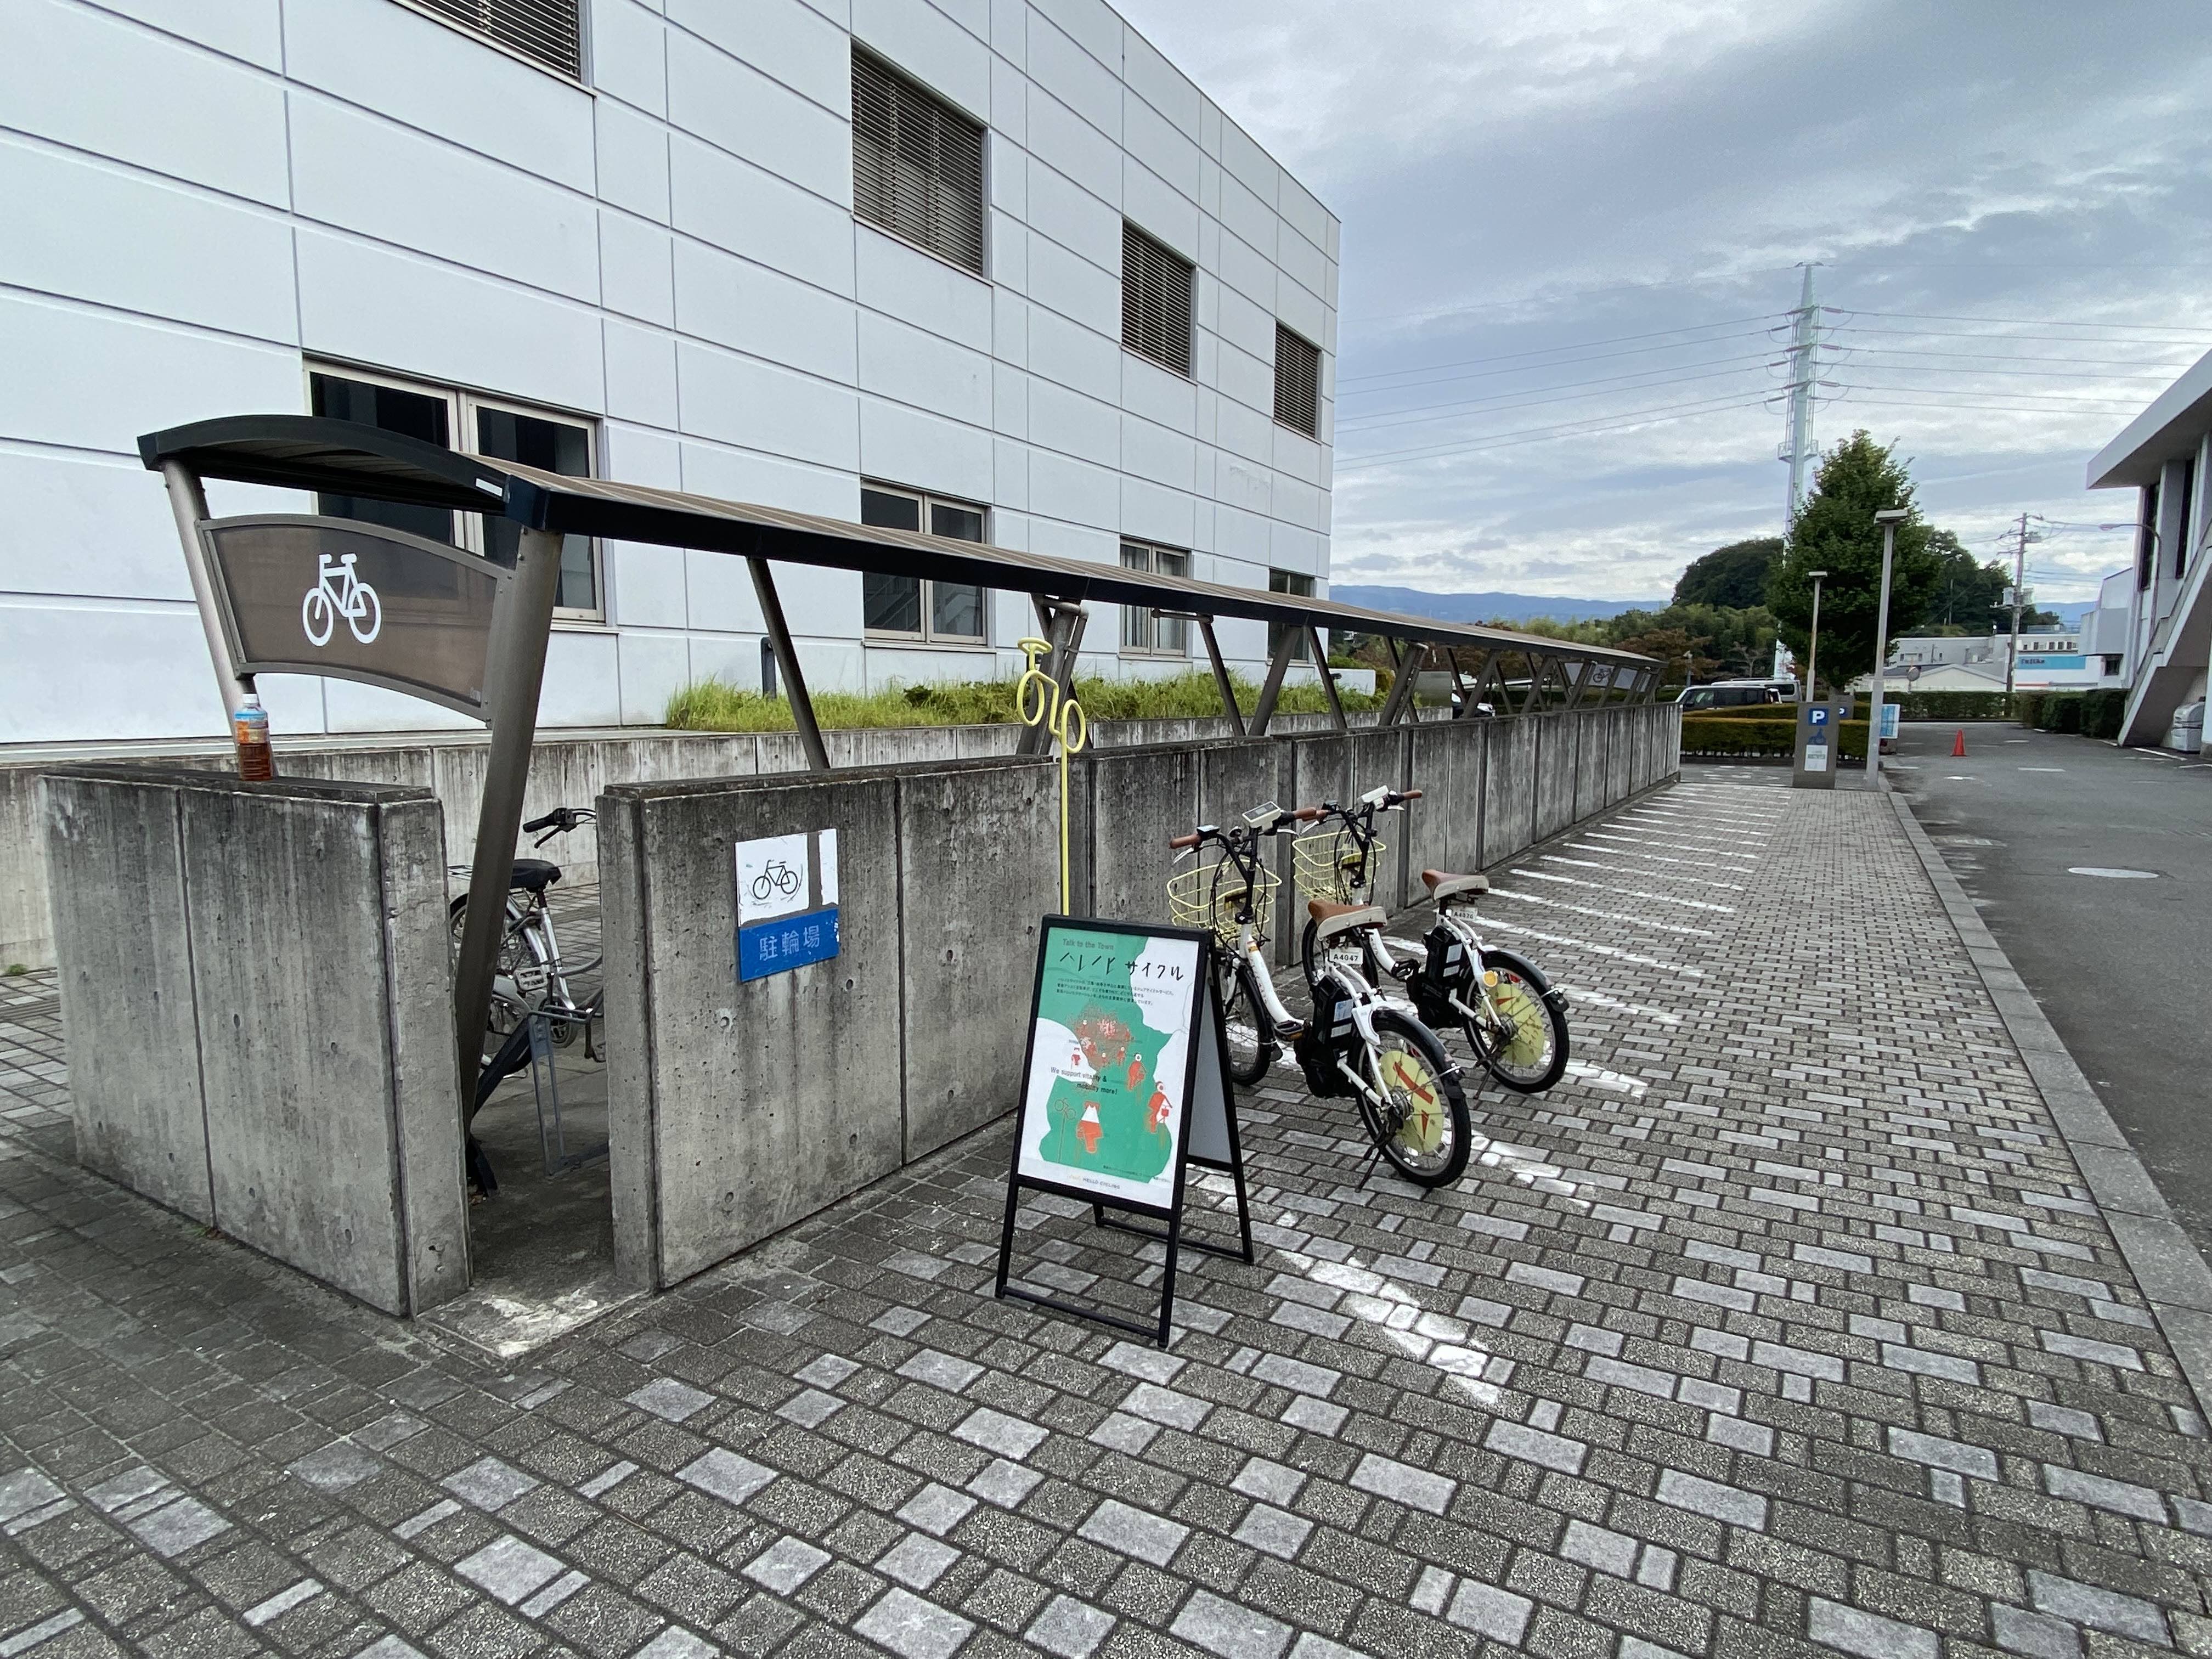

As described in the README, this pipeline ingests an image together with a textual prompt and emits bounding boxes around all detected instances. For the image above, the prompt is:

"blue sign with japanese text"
[739,905,841,980]
[734,828,840,982]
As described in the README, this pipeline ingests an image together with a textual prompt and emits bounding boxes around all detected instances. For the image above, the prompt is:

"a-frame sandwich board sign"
[994,916,1254,1347]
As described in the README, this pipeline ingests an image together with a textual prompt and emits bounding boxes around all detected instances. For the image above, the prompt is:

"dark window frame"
[1268,568,1316,663]
[392,0,584,82]
[1122,222,1195,378]
[1273,323,1321,437]
[859,482,990,646]
[1119,541,1191,657]
[851,47,989,278]
[304,360,605,621]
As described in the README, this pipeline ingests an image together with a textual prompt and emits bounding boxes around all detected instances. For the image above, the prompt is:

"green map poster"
[1015,924,1203,1212]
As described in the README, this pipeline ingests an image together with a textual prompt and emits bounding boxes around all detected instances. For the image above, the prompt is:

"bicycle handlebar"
[1168,831,1201,850]
[523,805,596,839]
[1293,805,1326,822]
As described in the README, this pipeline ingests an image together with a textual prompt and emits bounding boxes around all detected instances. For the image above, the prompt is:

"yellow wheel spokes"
[1491,977,1548,1066]
[1382,1045,1443,1156]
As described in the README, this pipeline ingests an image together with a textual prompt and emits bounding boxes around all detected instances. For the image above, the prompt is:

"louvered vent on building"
[851,49,987,274]
[1274,324,1321,436]
[1122,223,1194,377]
[411,0,581,78]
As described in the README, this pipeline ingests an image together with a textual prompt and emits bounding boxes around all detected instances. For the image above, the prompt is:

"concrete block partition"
[1405,719,1489,905]
[1533,713,1578,842]
[1483,714,1540,863]
[40,765,466,1315]
[1575,710,1610,824]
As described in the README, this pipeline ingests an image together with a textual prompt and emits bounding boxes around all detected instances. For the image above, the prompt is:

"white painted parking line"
[1578,831,1759,860]
[1488,888,1719,938]
[1476,915,1705,977]
[1552,984,1683,1026]
[2019,768,2065,773]
[2068,867,2158,879]
[1517,871,1735,913]
[1541,854,1743,893]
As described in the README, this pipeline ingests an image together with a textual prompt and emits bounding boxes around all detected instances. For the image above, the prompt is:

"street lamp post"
[1867,510,1906,784]
[1805,569,1829,699]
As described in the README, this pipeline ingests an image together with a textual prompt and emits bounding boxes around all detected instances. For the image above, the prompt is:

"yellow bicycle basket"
[1166,857,1280,945]
[1292,827,1386,904]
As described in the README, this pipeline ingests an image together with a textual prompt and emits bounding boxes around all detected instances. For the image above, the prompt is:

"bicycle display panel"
[733,828,840,981]
[198,515,507,718]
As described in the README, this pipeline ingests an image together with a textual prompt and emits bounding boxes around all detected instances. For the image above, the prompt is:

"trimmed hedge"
[2014,689,2122,739]
[2083,687,2125,740]
[1681,717,1869,760]
[1682,691,2010,721]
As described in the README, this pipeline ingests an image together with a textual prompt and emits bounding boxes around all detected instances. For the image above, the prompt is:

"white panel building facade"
[0,0,1339,746]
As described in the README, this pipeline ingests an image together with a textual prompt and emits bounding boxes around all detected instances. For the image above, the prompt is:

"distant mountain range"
[1331,585,1669,625]
[1335,585,2103,633]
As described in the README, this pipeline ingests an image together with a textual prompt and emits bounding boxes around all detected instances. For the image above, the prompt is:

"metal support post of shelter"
[748,550,828,772]
[1195,616,1244,737]
[452,526,564,1100]
[1248,631,1297,737]
[1309,626,1348,731]
[162,460,258,725]
[1380,641,1426,726]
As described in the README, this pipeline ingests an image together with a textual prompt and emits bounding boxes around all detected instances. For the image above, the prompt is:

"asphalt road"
[1889,721,2212,1258]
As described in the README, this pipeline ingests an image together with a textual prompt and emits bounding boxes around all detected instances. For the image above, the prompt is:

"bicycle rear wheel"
[449,893,541,1042]
[1365,1010,1470,1188]
[1216,955,1277,1086]
[1463,948,1569,1093]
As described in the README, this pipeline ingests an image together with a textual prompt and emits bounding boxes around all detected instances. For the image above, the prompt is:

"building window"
[2104,654,2124,675]
[1122,223,1194,377]
[2178,460,2196,579]
[400,0,582,80]
[1119,542,1190,657]
[851,48,986,276]
[1273,324,1321,437]
[860,484,987,644]
[2138,479,2159,590]
[1269,569,1314,663]
[307,364,603,619]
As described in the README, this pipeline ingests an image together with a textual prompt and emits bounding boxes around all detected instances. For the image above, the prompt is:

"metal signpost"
[1866,508,1907,785]
[995,917,1253,1346]
[1792,702,1839,789]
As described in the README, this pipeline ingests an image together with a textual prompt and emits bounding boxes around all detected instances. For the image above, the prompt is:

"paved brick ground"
[4,777,2212,1659]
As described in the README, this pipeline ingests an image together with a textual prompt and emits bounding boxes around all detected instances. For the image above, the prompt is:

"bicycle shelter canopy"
[140,413,1657,1099]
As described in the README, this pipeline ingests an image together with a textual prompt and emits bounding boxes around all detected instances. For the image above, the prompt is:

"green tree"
[1917,529,2008,633]
[1673,538,1781,610]
[1768,432,1939,690]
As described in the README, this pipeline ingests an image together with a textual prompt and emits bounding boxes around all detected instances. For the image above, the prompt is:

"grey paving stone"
[1025,1594,1114,1659]
[854,1587,974,1659]
[454,1535,564,1605]
[1171,1588,1293,1659]
[8,782,2212,1659]
[1809,1598,1940,1659]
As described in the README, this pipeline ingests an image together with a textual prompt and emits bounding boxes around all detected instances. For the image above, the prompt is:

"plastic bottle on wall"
[232,693,274,781]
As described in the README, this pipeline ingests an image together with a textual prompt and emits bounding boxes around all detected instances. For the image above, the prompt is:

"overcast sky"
[1114,0,2212,605]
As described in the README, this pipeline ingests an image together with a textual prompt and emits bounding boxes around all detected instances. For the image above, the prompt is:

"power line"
[1336,316,1780,386]
[1337,331,1778,401]
[1337,392,1776,472]
[1338,357,1779,433]
[1836,307,2212,332]
[1831,323,2212,348]
[1833,383,2150,405]
[1830,358,2192,381]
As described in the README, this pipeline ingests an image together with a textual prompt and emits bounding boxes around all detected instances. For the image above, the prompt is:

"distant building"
[2089,353,2212,743]
[1847,628,2115,694]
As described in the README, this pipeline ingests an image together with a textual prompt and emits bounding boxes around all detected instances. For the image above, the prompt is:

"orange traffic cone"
[1952,729,1966,758]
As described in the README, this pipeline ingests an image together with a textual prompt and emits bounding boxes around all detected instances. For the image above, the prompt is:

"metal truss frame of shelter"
[139,414,1657,1098]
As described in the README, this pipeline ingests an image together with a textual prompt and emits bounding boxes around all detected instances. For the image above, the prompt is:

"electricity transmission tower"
[1779,264,1822,531]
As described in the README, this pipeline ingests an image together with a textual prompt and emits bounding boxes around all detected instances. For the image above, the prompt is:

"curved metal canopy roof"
[141,414,1652,668]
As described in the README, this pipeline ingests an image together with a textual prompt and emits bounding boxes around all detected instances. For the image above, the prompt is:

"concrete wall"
[595,701,1679,1291]
[0,708,1376,970]
[1482,714,1540,865]
[41,765,465,1316]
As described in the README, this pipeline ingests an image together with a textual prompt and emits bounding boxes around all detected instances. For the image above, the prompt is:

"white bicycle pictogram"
[301,552,382,647]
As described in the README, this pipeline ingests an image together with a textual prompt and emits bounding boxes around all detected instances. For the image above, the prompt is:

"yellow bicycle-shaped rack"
[1017,635,1087,910]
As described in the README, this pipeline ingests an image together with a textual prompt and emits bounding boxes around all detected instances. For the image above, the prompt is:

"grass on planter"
[664,670,1387,732]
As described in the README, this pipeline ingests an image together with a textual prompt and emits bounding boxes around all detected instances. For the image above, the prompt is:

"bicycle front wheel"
[1216,955,1276,1086]
[1367,1010,1470,1188]
[449,893,541,1041]
[1463,948,1569,1093]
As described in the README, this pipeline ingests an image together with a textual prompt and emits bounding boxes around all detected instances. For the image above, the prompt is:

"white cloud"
[1116,0,2212,603]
